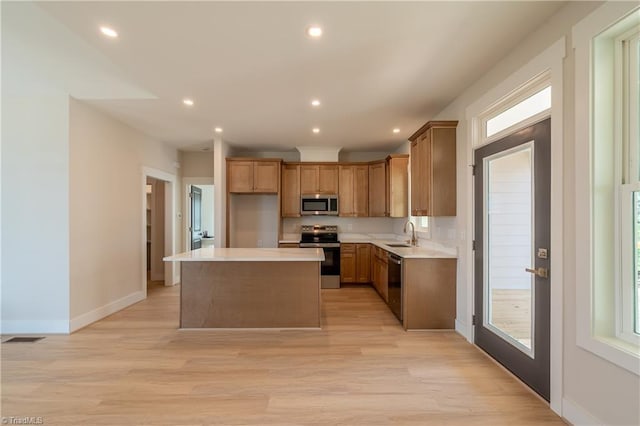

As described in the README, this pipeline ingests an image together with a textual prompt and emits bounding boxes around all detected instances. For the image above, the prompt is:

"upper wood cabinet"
[281,164,300,217]
[409,121,457,216]
[300,164,339,194]
[227,158,280,193]
[369,155,409,218]
[339,165,368,217]
[368,161,386,217]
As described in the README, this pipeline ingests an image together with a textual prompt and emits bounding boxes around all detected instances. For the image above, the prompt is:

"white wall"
[68,98,179,329]
[1,94,71,333]
[180,150,214,178]
[428,1,639,424]
[229,195,278,248]
[200,185,215,237]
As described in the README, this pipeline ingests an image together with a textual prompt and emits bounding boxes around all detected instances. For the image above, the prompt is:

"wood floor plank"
[1,283,564,425]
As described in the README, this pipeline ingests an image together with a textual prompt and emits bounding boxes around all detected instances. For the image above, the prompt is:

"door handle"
[525,267,549,279]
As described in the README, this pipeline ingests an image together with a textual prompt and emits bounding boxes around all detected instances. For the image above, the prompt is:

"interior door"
[190,185,202,250]
[474,118,550,400]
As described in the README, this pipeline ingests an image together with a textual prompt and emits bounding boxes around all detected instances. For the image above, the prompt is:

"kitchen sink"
[385,243,411,248]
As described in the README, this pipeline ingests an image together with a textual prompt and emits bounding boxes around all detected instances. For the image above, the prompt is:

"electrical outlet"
[257,239,263,247]
[347,223,353,231]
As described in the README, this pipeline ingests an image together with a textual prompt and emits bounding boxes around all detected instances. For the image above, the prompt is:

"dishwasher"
[387,253,403,322]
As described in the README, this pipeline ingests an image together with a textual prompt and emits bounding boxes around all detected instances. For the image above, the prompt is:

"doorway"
[474,118,551,400]
[147,177,167,290]
[184,182,215,251]
[142,167,177,295]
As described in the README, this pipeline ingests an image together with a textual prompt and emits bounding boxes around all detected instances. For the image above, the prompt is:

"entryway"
[142,166,177,294]
[184,183,215,250]
[474,118,551,400]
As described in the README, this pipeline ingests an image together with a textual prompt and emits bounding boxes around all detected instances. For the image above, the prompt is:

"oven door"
[299,243,340,276]
[320,246,341,276]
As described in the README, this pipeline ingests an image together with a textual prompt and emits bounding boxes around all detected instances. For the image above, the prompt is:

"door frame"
[464,38,565,414]
[142,167,178,295]
[183,177,215,252]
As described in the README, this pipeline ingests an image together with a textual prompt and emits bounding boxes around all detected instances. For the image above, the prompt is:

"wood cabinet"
[227,159,280,193]
[371,245,388,302]
[281,164,300,217]
[403,258,456,329]
[356,244,371,283]
[386,155,409,217]
[300,164,338,194]
[409,121,457,216]
[340,244,356,283]
[340,243,370,283]
[339,165,368,217]
[278,243,299,248]
[369,155,409,218]
[368,161,386,217]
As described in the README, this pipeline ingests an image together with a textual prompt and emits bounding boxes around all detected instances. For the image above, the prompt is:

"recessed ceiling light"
[99,26,118,38]
[393,128,400,134]
[311,99,321,107]
[183,98,194,106]
[312,128,320,134]
[214,127,223,133]
[306,25,323,38]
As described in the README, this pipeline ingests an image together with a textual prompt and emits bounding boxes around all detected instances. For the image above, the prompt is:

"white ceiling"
[3,1,566,152]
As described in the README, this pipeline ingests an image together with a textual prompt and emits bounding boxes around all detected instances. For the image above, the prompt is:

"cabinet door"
[318,165,339,194]
[353,165,369,217]
[228,161,254,193]
[300,165,319,194]
[340,244,356,283]
[431,127,457,216]
[387,156,408,218]
[281,164,300,217]
[356,244,371,283]
[379,255,388,302]
[338,166,354,216]
[253,161,279,193]
[369,162,386,217]
[410,134,430,215]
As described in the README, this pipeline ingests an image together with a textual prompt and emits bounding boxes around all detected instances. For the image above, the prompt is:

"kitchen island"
[164,248,324,329]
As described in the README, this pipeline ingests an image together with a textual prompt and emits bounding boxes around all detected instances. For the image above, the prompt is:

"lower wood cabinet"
[403,258,456,329]
[340,243,370,283]
[371,246,388,302]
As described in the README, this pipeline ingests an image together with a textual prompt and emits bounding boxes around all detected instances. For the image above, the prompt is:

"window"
[618,30,640,344]
[479,72,551,146]
[576,5,640,370]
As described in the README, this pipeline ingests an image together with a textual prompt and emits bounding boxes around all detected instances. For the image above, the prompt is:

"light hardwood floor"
[1,284,564,425]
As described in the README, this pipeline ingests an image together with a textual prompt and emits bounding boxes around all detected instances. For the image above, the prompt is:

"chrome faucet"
[403,220,418,246]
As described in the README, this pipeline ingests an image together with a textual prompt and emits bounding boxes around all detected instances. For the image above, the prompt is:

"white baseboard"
[562,397,602,426]
[1,320,69,335]
[455,318,472,342]
[69,290,145,333]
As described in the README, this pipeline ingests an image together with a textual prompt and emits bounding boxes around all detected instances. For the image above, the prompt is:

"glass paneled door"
[474,118,551,400]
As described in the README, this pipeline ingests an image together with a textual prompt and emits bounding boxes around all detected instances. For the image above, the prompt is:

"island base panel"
[180,261,321,328]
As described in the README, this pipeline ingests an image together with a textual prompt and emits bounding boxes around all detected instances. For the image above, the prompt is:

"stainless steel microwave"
[301,194,338,216]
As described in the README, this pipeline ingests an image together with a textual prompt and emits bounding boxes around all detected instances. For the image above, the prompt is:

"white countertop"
[164,247,325,262]
[337,234,457,259]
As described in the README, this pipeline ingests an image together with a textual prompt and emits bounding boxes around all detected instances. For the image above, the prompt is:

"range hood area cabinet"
[409,121,458,217]
[227,158,281,193]
[300,164,339,195]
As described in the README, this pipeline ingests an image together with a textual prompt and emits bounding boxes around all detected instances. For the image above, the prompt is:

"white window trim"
[573,2,640,376]
[465,37,565,415]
